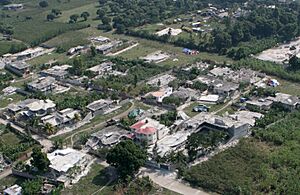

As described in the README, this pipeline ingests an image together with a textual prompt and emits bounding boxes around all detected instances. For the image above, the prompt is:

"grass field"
[61,163,114,195]
[0,93,26,109]
[274,77,300,96]
[0,0,96,45]
[183,102,225,117]
[0,175,26,189]
[0,41,27,56]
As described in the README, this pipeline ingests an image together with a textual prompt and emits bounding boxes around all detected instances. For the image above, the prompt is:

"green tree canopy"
[30,147,50,172]
[106,140,147,180]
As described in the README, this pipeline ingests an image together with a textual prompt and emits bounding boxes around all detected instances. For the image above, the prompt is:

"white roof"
[47,148,87,173]
[26,99,56,112]
[199,94,219,102]
[4,185,22,195]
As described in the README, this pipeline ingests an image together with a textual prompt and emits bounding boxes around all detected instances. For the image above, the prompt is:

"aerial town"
[0,0,300,195]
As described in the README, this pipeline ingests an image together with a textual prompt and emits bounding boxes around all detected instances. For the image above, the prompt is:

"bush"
[39,1,49,8]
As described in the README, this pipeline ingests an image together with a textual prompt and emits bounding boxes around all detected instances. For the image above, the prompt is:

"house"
[47,148,92,186]
[198,94,220,104]
[141,51,170,63]
[131,117,169,145]
[5,61,31,77]
[41,108,80,128]
[195,115,250,141]
[86,125,132,150]
[10,47,48,61]
[228,111,264,127]
[171,87,198,101]
[149,87,173,103]
[95,41,122,55]
[211,81,239,97]
[87,61,113,77]
[90,36,110,44]
[86,99,114,117]
[246,98,273,111]
[155,28,182,36]
[268,93,300,111]
[7,99,56,118]
[27,77,57,93]
[3,185,22,195]
[147,74,176,87]
[40,65,71,80]
[67,46,85,55]
[3,4,23,10]
[209,67,234,77]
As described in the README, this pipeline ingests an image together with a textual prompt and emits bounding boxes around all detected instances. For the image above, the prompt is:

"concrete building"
[40,65,71,80]
[95,41,122,55]
[3,4,23,10]
[41,108,80,128]
[10,47,48,61]
[246,99,273,111]
[87,61,113,76]
[86,125,132,150]
[147,74,176,87]
[131,117,169,145]
[86,99,114,117]
[149,87,173,103]
[5,61,31,77]
[47,148,92,186]
[3,185,22,195]
[27,77,56,93]
[268,93,300,110]
[7,99,56,118]
[209,67,234,77]
[211,81,239,97]
[90,36,110,44]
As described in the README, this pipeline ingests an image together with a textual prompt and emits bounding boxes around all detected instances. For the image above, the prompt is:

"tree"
[81,11,90,21]
[44,122,55,135]
[46,14,55,21]
[101,16,111,25]
[90,46,97,57]
[39,1,49,8]
[30,147,50,173]
[106,140,147,180]
[289,55,300,70]
[96,9,106,19]
[69,14,79,23]
[21,179,43,195]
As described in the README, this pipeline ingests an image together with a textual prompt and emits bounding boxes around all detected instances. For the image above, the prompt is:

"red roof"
[136,127,157,135]
[130,121,145,130]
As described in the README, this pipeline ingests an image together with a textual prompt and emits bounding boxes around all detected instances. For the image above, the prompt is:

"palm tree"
[44,123,55,135]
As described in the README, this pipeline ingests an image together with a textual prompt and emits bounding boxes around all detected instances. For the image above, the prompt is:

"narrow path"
[139,168,209,195]
[68,101,135,146]
[107,43,139,56]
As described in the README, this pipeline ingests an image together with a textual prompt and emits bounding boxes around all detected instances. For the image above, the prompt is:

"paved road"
[139,168,209,195]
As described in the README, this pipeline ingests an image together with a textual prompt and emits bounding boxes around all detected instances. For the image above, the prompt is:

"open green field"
[0,41,27,55]
[62,163,114,195]
[184,110,300,194]
[274,77,300,96]
[0,0,96,46]
[0,128,21,145]
[0,93,26,109]
[0,175,26,190]
[183,102,225,117]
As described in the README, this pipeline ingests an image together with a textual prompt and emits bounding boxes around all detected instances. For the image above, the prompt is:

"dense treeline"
[232,58,300,82]
[183,109,300,194]
[121,1,300,60]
